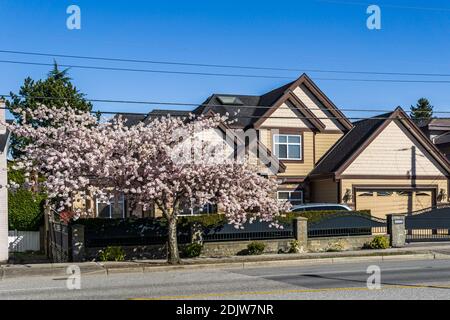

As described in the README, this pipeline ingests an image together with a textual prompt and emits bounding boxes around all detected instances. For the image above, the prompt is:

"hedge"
[73,209,371,231]
[8,189,46,231]
[277,210,371,224]
[8,164,46,231]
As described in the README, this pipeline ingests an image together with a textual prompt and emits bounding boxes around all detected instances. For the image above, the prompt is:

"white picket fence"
[8,230,41,252]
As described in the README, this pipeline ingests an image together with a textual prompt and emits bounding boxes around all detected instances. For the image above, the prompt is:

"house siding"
[292,84,344,131]
[310,179,338,203]
[314,133,343,163]
[258,102,313,129]
[342,121,447,177]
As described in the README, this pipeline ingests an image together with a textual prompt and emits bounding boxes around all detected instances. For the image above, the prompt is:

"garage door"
[356,189,433,219]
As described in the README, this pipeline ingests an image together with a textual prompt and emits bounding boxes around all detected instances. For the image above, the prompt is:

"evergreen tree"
[5,61,93,157]
[410,98,433,121]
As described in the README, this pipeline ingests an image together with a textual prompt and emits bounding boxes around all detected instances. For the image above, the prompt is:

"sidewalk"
[2,243,450,280]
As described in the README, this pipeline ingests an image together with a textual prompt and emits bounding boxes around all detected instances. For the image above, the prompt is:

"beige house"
[87,74,450,219]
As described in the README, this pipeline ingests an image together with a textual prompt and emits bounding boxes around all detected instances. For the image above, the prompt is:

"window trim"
[277,190,304,205]
[272,134,303,161]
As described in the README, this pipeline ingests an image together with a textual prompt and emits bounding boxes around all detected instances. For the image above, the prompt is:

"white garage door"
[356,189,433,219]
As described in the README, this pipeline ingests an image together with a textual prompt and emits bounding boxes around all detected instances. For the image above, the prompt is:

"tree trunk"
[167,216,181,264]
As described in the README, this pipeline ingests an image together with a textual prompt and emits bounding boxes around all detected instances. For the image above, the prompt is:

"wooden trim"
[352,184,439,209]
[299,74,354,131]
[253,74,352,131]
[337,179,342,204]
[271,130,304,164]
[286,91,326,131]
[268,127,311,133]
[278,177,307,183]
[208,115,287,173]
[322,130,345,134]
[308,173,335,180]
[338,174,448,180]
[313,132,316,165]
[253,90,326,131]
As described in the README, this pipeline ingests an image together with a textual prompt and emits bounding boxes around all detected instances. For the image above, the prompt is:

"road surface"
[2,258,450,299]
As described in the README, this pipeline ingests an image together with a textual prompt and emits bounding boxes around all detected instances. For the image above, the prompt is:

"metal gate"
[405,206,450,242]
[49,221,72,262]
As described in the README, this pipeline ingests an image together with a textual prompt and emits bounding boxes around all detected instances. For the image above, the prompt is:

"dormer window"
[217,96,244,105]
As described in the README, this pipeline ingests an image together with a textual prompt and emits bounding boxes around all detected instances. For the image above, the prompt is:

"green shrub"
[288,240,301,253]
[183,243,203,258]
[98,246,126,262]
[178,214,227,229]
[364,235,389,250]
[8,164,46,231]
[247,241,266,255]
[8,189,46,231]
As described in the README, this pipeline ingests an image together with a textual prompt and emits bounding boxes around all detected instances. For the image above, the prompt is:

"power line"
[0,106,445,121]
[2,93,450,115]
[315,0,450,12]
[2,49,450,78]
[3,59,450,83]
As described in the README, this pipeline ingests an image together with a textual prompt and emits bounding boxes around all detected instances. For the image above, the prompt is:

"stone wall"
[307,235,389,252]
[201,239,292,257]
[77,234,390,261]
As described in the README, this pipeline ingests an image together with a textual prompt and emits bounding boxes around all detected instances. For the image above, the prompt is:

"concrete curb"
[0,250,447,279]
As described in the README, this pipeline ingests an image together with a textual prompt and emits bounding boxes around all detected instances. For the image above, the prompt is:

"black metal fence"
[81,218,191,247]
[49,221,71,262]
[202,221,293,242]
[308,214,387,238]
[406,207,450,242]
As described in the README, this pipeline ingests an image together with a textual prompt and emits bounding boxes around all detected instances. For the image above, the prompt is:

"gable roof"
[310,107,450,179]
[309,112,392,177]
[252,74,353,131]
[192,74,352,131]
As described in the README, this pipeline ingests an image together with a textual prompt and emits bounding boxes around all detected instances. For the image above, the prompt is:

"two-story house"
[419,119,450,160]
[91,74,450,219]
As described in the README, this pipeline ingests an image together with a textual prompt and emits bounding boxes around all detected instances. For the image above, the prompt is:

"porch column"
[0,103,8,263]
[386,214,406,248]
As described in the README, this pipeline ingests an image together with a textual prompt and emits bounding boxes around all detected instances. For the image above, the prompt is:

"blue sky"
[1,0,450,119]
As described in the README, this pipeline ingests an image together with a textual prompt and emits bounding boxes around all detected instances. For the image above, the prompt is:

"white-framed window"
[179,202,217,216]
[277,190,304,206]
[96,194,125,219]
[273,134,302,160]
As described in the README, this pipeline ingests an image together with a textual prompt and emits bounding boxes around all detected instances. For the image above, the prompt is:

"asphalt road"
[2,258,450,299]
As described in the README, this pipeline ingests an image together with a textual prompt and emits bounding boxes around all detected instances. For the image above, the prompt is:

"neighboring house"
[0,100,10,262]
[309,108,450,218]
[419,119,450,161]
[82,74,450,219]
